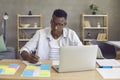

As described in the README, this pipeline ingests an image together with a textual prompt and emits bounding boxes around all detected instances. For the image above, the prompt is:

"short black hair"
[52,9,67,19]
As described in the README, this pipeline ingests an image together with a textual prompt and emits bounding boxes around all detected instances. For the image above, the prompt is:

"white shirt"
[20,27,83,60]
[49,36,61,60]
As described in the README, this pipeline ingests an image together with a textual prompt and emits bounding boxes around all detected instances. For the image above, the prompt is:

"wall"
[0,0,120,49]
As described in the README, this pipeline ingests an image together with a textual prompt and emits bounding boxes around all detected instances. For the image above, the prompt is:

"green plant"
[89,4,98,14]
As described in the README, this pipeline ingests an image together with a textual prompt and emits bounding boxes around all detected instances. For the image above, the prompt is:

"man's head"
[52,9,67,20]
[51,9,67,39]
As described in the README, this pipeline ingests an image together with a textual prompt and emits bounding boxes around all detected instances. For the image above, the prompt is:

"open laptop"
[52,45,98,73]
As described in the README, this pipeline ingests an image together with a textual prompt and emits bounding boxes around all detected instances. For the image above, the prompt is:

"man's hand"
[21,51,40,63]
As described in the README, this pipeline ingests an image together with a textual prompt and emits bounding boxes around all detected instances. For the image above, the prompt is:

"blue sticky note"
[22,70,34,76]
[0,68,3,73]
[9,64,19,67]
[41,64,50,70]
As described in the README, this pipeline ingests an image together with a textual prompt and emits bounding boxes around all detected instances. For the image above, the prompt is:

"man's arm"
[72,31,83,46]
[21,51,39,63]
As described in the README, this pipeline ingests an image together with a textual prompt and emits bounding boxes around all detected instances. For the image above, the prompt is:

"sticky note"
[9,63,19,68]
[40,70,50,77]
[22,70,34,76]
[0,68,3,73]
[0,65,7,69]
[4,68,16,74]
[26,66,37,70]
[41,64,50,70]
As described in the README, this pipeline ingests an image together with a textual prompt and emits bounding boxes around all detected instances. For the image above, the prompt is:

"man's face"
[51,15,66,37]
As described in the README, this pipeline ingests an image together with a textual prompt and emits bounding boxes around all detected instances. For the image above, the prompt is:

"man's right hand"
[21,51,40,63]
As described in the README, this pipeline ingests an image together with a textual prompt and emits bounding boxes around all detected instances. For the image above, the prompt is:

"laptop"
[52,45,98,73]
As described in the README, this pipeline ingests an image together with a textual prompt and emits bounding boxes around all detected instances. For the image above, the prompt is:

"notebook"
[52,45,98,72]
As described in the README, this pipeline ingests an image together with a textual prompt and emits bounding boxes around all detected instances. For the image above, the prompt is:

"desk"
[0,59,114,80]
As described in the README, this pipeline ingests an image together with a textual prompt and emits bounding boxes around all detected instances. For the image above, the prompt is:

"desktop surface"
[0,59,116,80]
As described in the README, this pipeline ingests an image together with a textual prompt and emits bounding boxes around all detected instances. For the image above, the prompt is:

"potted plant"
[89,4,98,15]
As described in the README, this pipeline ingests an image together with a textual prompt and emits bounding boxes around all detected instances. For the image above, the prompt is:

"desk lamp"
[2,12,9,44]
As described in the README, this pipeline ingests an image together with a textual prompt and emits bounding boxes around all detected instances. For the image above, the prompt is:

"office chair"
[90,41,116,59]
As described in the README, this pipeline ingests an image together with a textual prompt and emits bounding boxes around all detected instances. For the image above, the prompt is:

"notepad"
[96,59,120,67]
[0,63,19,75]
[97,68,120,79]
[23,61,42,66]
[21,64,50,77]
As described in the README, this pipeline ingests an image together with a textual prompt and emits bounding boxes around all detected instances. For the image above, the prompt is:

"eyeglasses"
[51,20,66,27]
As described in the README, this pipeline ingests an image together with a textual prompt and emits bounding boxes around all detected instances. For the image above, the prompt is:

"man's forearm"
[21,51,30,61]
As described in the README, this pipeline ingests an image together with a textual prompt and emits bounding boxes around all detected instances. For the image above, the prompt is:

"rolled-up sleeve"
[20,30,40,54]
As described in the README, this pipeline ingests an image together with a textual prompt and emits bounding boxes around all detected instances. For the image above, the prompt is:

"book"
[97,33,106,40]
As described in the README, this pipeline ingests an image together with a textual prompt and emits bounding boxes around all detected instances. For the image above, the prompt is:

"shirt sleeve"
[72,31,83,46]
[20,30,40,54]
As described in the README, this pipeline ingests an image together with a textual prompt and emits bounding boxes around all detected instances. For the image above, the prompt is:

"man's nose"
[54,26,58,30]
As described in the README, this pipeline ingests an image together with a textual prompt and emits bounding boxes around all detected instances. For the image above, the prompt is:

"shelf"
[83,27,107,29]
[18,27,42,29]
[17,14,43,53]
[18,39,30,41]
[81,14,108,44]
[84,39,107,41]
[82,14,107,17]
[18,14,42,17]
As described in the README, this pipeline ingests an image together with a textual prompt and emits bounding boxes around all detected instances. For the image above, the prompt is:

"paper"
[52,60,59,65]
[23,61,42,66]
[96,59,120,67]
[109,41,120,48]
[97,68,120,79]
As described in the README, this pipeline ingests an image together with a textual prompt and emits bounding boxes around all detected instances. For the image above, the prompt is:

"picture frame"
[84,21,91,27]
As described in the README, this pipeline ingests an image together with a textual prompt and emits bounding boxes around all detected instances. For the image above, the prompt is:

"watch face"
[3,15,9,20]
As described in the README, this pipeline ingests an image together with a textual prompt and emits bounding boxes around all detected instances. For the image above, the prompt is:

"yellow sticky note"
[26,66,37,70]
[40,70,50,77]
[0,65,8,69]
[4,68,16,74]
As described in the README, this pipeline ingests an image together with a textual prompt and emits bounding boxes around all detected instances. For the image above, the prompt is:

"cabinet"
[17,14,43,52]
[81,14,108,44]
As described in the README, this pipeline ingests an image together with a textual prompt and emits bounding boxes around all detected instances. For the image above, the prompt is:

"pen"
[31,51,36,55]
[99,66,112,68]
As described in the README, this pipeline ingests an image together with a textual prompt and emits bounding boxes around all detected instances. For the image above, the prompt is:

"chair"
[0,47,16,59]
[90,41,116,59]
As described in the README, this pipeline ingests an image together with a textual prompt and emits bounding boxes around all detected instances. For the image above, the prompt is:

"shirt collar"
[47,27,68,41]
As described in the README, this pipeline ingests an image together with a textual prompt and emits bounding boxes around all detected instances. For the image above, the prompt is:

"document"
[109,41,120,48]
[96,59,120,79]
[97,68,120,79]
[52,60,59,65]
[96,59,120,67]
[23,61,42,66]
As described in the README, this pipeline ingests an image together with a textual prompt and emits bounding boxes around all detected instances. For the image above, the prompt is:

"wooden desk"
[0,59,112,80]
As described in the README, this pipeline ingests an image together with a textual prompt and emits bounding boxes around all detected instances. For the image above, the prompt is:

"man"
[20,9,83,63]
